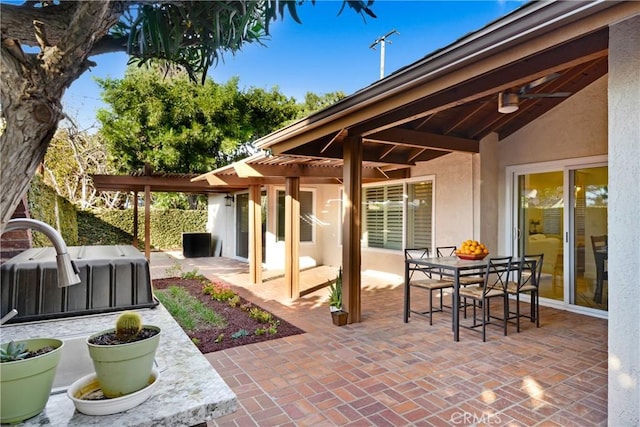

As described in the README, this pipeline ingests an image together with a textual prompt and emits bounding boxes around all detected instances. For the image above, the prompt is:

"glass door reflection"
[517,171,564,301]
[572,166,608,310]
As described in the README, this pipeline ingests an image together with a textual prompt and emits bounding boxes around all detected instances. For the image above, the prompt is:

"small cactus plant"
[115,311,142,341]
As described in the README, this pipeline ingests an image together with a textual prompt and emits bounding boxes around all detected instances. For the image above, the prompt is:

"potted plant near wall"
[0,338,64,423]
[328,268,349,326]
[86,311,160,398]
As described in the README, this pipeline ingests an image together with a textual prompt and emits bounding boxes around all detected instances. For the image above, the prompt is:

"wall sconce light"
[498,92,519,114]
[224,193,234,207]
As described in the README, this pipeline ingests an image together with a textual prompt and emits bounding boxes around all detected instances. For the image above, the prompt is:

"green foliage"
[182,269,207,281]
[41,126,114,209]
[27,175,78,247]
[97,68,300,175]
[328,267,343,309]
[203,282,236,302]
[191,337,200,346]
[79,208,206,249]
[77,209,134,246]
[0,341,29,363]
[154,285,226,332]
[228,295,241,308]
[164,263,183,278]
[115,311,142,341]
[255,320,279,336]
[248,307,273,324]
[231,329,249,339]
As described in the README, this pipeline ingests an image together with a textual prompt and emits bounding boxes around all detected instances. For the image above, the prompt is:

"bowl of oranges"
[455,240,489,260]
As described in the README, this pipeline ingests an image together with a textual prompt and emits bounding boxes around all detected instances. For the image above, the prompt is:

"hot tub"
[1,245,157,324]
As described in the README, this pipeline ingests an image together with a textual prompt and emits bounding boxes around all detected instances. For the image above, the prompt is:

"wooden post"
[144,185,151,260]
[132,191,139,248]
[342,136,362,323]
[249,185,262,284]
[284,177,300,299]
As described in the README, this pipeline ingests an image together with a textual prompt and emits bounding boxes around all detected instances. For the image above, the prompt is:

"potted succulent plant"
[86,311,160,398]
[0,338,64,424]
[328,268,348,326]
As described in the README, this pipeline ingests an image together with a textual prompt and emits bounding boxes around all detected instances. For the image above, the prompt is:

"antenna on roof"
[370,29,399,79]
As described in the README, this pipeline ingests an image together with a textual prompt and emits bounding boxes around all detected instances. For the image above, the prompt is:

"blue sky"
[62,1,525,130]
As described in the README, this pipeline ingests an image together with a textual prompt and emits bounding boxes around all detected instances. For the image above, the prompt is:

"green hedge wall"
[83,208,207,249]
[27,175,78,246]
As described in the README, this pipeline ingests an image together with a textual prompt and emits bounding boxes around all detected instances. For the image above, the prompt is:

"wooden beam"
[284,177,300,299]
[366,128,479,153]
[248,185,262,285]
[342,136,362,323]
[349,30,608,137]
[144,185,151,260]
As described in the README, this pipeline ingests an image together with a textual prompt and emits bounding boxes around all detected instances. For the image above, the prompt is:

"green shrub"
[248,307,273,324]
[27,175,78,246]
[77,209,133,246]
[78,208,207,249]
[203,282,236,302]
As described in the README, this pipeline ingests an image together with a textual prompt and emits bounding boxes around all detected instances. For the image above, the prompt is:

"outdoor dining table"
[403,255,514,341]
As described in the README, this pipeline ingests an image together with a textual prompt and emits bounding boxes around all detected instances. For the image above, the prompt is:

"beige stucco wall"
[496,75,609,254]
[607,14,640,426]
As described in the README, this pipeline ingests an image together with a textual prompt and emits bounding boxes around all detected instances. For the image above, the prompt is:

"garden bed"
[153,277,305,353]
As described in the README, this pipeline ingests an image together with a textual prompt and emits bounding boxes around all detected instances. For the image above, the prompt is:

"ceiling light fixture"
[498,92,519,114]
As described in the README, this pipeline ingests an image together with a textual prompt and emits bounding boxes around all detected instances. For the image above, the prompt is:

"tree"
[0,1,376,230]
[42,121,122,210]
[96,66,300,175]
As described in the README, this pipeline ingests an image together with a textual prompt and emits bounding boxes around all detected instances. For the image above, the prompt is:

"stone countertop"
[1,305,237,426]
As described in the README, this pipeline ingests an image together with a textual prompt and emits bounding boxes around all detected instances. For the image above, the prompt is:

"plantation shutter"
[363,184,403,250]
[406,182,433,250]
[386,184,403,250]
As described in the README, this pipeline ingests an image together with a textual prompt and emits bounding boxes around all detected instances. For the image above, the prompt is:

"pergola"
[92,169,246,259]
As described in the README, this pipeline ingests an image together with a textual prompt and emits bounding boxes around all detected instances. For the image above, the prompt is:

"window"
[363,184,403,250]
[361,181,433,251]
[276,190,314,242]
[406,182,433,249]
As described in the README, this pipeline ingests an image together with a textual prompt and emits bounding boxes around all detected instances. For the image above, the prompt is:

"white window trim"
[356,175,436,252]
[275,186,316,245]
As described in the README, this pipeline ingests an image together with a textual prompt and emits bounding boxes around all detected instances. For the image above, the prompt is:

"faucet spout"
[4,219,81,287]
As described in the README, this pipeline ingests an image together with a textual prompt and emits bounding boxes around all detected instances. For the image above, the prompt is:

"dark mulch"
[153,278,305,353]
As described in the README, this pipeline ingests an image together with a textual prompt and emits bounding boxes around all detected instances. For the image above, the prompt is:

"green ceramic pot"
[87,325,160,398]
[0,338,64,424]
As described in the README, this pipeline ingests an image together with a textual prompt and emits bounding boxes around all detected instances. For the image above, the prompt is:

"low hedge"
[83,208,207,249]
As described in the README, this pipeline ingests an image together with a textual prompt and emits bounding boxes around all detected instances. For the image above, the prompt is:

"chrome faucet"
[3,218,81,287]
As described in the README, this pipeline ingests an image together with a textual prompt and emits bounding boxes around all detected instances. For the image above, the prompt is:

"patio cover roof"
[192,1,629,186]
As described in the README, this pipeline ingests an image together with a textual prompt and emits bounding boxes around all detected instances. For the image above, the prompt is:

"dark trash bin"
[182,232,212,258]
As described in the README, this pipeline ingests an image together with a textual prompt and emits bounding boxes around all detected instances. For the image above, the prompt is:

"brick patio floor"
[149,252,608,426]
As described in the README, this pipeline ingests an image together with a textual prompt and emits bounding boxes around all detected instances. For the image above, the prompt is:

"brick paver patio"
[150,252,608,426]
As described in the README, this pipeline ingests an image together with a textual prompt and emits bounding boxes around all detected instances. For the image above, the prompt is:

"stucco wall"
[496,76,609,254]
[607,14,640,426]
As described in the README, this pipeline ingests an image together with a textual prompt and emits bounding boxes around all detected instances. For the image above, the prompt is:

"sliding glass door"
[516,171,564,302]
[510,159,607,313]
[572,166,608,310]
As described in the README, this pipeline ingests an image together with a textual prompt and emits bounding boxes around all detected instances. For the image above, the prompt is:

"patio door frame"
[505,154,608,319]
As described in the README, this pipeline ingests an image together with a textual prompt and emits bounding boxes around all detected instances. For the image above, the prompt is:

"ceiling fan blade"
[519,72,562,95]
[520,92,571,99]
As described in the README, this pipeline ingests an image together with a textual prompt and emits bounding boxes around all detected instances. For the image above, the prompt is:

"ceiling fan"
[498,73,571,113]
